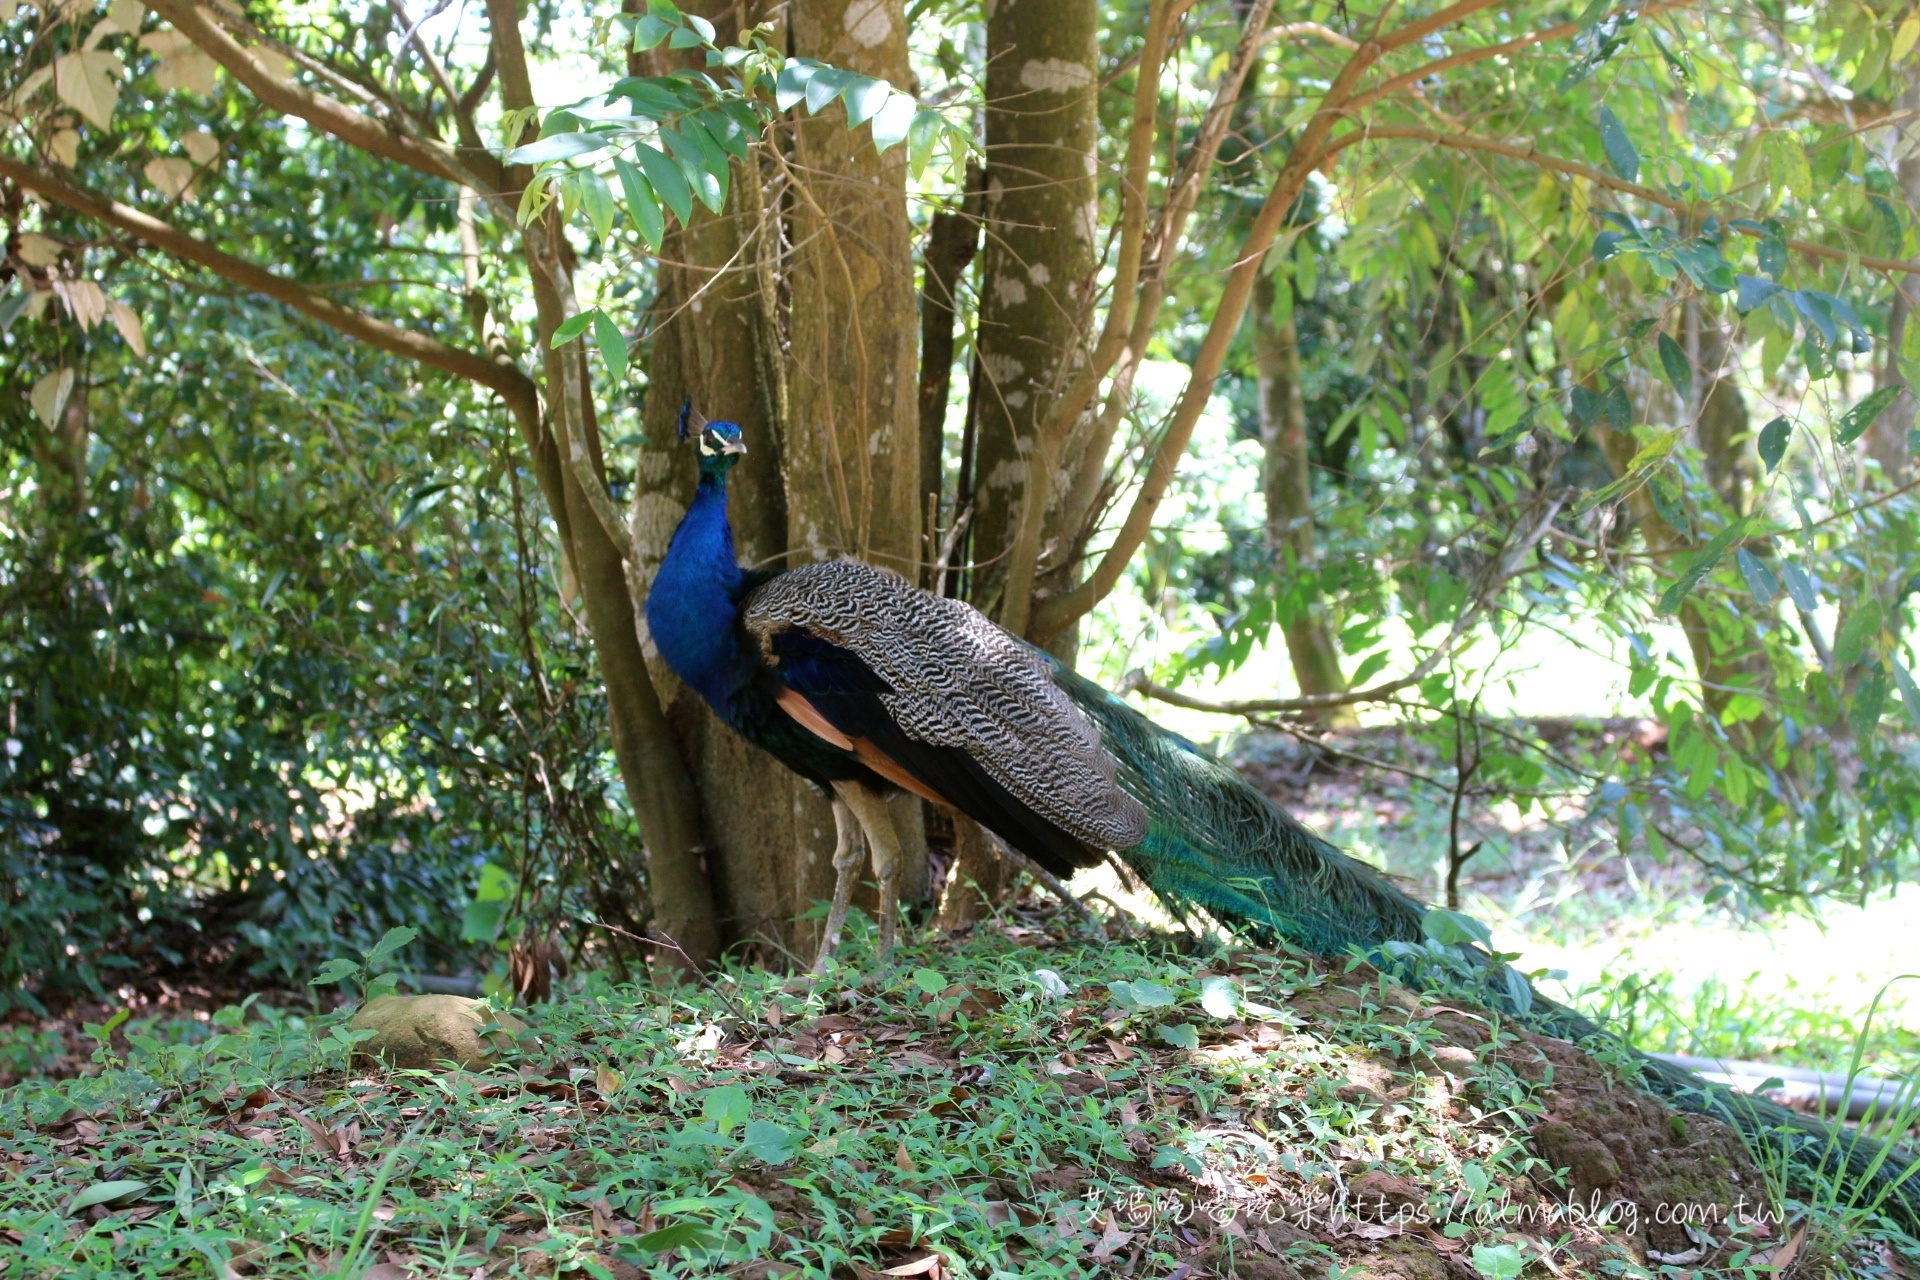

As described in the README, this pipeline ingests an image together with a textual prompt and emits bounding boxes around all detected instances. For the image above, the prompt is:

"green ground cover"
[2,915,1913,1280]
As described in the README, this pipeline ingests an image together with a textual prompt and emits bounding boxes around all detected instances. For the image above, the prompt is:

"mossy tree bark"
[785,0,931,923]
[966,0,1099,632]
[626,0,824,961]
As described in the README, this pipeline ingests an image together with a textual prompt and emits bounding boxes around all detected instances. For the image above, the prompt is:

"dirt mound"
[1278,963,1772,1271]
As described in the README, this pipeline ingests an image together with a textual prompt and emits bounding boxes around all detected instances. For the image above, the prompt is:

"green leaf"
[364,924,419,968]
[661,127,726,213]
[461,898,505,943]
[1836,384,1902,445]
[804,66,855,114]
[1503,967,1534,1016]
[631,12,672,50]
[1596,105,1640,182]
[1460,1162,1490,1196]
[1890,659,1920,730]
[594,310,630,383]
[1471,1242,1526,1280]
[309,958,361,986]
[613,156,665,251]
[68,1180,149,1215]
[505,132,609,165]
[1781,560,1818,615]
[1656,517,1750,615]
[476,862,515,901]
[1850,663,1889,737]
[1199,976,1240,1020]
[870,94,915,153]
[579,170,617,242]
[741,1119,794,1163]
[1764,131,1812,203]
[633,142,694,225]
[1758,416,1792,470]
[775,61,817,112]
[841,75,887,128]
[701,1085,751,1135]
[1156,1023,1199,1050]
[1833,600,1884,667]
[1735,547,1778,606]
[1656,332,1691,400]
[551,309,599,347]
[396,481,452,529]
[633,1220,716,1252]
[912,967,946,995]
[905,108,942,177]
[1422,908,1492,947]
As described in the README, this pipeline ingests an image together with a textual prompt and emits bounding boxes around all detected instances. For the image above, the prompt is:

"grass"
[3,912,1915,1280]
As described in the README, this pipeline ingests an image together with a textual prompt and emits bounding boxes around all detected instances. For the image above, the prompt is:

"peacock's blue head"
[680,400,746,482]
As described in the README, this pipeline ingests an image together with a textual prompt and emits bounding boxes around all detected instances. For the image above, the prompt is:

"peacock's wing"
[740,560,1148,869]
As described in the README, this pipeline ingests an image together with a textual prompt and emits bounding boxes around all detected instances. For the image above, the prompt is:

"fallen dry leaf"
[1765,1225,1808,1272]
[881,1256,943,1277]
[1088,1215,1133,1263]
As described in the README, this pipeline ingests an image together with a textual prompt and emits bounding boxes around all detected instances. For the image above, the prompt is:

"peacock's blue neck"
[647,471,745,718]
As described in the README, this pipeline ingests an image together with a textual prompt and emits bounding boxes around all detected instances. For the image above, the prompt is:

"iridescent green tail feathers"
[1054,665,1429,955]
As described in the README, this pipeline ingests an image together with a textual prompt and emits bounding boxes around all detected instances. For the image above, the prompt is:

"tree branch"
[1051,0,1282,563]
[144,0,504,197]
[0,155,540,432]
[389,0,492,164]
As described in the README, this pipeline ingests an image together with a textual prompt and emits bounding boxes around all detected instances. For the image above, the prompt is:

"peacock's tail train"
[1054,664,1428,955]
[1054,661,1920,1235]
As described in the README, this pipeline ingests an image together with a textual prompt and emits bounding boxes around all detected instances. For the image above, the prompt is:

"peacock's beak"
[722,438,748,455]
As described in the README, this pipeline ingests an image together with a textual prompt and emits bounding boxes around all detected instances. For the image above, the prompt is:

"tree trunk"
[786,0,928,926]
[1253,270,1349,720]
[933,815,1010,929]
[1870,71,1920,484]
[917,165,983,584]
[1691,307,1757,515]
[626,0,824,962]
[486,0,720,967]
[967,0,1100,628]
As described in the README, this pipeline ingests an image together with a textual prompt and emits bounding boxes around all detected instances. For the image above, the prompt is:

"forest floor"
[4,722,1920,1277]
[0,912,1914,1280]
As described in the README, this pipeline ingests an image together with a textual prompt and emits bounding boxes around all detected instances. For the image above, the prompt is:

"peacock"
[647,413,1919,1232]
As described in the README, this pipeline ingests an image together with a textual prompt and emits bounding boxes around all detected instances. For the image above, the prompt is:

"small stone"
[1423,1044,1478,1072]
[350,995,527,1071]
[1349,1168,1426,1217]
[1533,1119,1623,1191]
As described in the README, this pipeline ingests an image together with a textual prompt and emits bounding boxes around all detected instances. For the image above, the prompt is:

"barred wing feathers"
[741,560,1148,855]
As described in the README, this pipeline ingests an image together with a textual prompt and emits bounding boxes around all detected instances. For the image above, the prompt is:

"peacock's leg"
[829,782,905,964]
[811,796,864,974]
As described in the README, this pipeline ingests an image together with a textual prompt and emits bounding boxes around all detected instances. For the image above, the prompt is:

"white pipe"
[1652,1052,1916,1122]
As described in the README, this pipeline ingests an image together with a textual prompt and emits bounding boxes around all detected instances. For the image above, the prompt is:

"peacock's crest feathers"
[741,560,1149,851]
